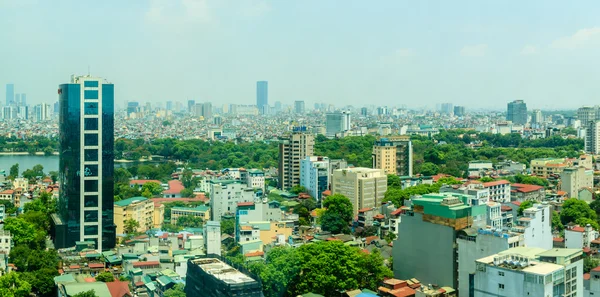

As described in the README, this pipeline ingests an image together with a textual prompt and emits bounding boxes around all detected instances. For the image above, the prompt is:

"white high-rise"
[585,121,600,155]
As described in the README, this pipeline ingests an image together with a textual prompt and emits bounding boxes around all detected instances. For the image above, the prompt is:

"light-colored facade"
[331,167,387,216]
[530,158,570,177]
[561,167,594,199]
[482,180,511,203]
[564,225,597,250]
[585,121,600,155]
[0,230,12,255]
[240,169,265,192]
[278,130,314,190]
[300,156,330,200]
[512,204,553,250]
[114,197,154,235]
[239,221,294,246]
[372,136,413,176]
[209,180,255,221]
[474,247,583,297]
[204,221,221,256]
[170,205,210,224]
[236,200,282,224]
[457,229,524,297]
[325,111,351,138]
[578,106,598,127]
[12,178,28,190]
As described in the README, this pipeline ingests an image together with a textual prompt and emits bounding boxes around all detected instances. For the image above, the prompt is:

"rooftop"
[191,258,258,285]
[115,196,148,207]
[172,205,209,212]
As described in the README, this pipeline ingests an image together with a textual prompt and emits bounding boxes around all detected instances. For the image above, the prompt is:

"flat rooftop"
[191,258,257,285]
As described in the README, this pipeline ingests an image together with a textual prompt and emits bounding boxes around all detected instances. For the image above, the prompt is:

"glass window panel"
[84,149,98,161]
[84,210,99,223]
[84,81,99,88]
[84,195,98,207]
[84,118,98,130]
[84,90,98,99]
[84,102,98,115]
[84,180,98,192]
[84,134,98,146]
[83,165,98,177]
[84,225,98,235]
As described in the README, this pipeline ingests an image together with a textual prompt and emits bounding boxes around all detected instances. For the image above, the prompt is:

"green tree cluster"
[95,272,114,283]
[320,194,353,234]
[249,241,392,297]
[0,136,58,155]
[560,199,599,230]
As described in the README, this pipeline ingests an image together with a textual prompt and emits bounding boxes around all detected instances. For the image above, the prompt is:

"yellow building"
[372,136,413,176]
[114,196,154,234]
[239,221,294,245]
[372,141,397,174]
[331,167,387,216]
[170,205,210,223]
[530,158,569,177]
[153,204,165,229]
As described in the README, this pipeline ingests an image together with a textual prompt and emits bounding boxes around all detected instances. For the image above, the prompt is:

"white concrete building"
[457,229,524,297]
[204,221,221,256]
[474,247,583,297]
[241,169,265,192]
[236,199,282,223]
[585,266,600,297]
[585,121,600,155]
[468,161,494,178]
[560,167,594,199]
[564,224,597,250]
[300,156,330,201]
[486,202,502,229]
[482,180,511,203]
[512,204,553,250]
[209,180,255,221]
[331,167,387,216]
[0,230,12,255]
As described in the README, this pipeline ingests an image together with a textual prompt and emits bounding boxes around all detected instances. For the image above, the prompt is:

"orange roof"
[391,209,403,216]
[374,214,385,219]
[106,281,132,297]
[584,273,591,280]
[69,265,81,269]
[89,263,105,269]
[240,226,253,230]
[570,226,585,233]
[84,277,96,283]
[0,190,14,195]
[365,235,379,245]
[244,251,265,257]
[390,287,416,297]
[557,191,567,196]
[358,207,373,213]
[483,180,510,187]
[164,180,184,195]
[592,266,600,272]
[132,261,160,268]
[511,183,544,193]
[553,237,564,242]
[238,202,254,207]
[322,190,331,196]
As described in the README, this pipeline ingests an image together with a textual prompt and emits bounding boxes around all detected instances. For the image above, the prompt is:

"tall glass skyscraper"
[5,84,14,106]
[506,100,528,125]
[52,75,115,251]
[256,81,268,114]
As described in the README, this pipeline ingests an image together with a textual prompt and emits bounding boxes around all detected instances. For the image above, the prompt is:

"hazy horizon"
[1,0,600,110]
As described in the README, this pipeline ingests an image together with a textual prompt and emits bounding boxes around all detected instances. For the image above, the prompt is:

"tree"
[176,215,203,228]
[22,268,59,296]
[124,219,140,234]
[585,256,600,273]
[49,171,59,183]
[163,283,186,297]
[221,219,235,235]
[384,232,397,244]
[72,290,98,297]
[4,217,46,249]
[387,175,401,187]
[141,189,153,198]
[479,177,494,183]
[95,272,114,283]
[419,162,439,176]
[518,200,534,216]
[290,185,307,194]
[0,272,32,297]
[142,182,163,196]
[551,211,564,232]
[114,168,132,185]
[181,169,196,189]
[560,198,597,226]
[321,194,353,234]
[9,246,59,272]
[180,188,194,198]
[9,163,19,178]
[576,217,600,230]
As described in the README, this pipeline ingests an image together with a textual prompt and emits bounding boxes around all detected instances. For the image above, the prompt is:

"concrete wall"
[393,212,457,288]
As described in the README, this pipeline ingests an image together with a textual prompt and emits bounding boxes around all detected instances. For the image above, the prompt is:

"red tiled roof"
[570,226,585,233]
[89,263,105,269]
[389,287,416,297]
[129,180,161,185]
[500,205,513,212]
[511,201,522,206]
[106,281,132,297]
[84,277,96,283]
[132,261,160,268]
[244,251,265,257]
[553,237,564,242]
[557,191,567,196]
[134,281,145,287]
[511,183,544,193]
[592,265,600,272]
[584,273,591,280]
[365,235,379,245]
[164,180,184,195]
[0,190,14,195]
[69,265,81,269]
[373,214,385,219]
[238,202,254,207]
[322,190,331,196]
[483,180,510,187]
[391,208,403,216]
[358,207,373,213]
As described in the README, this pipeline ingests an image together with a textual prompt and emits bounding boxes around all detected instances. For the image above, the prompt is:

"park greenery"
[320,194,354,234]
[0,136,58,155]
[384,175,462,207]
[246,242,392,297]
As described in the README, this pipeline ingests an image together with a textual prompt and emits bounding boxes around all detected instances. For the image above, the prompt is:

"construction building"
[331,167,387,216]
[372,136,413,176]
[278,127,314,190]
[185,256,262,297]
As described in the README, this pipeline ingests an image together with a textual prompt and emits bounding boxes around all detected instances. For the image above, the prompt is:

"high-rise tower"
[5,84,14,106]
[506,100,528,125]
[256,81,268,114]
[52,75,115,251]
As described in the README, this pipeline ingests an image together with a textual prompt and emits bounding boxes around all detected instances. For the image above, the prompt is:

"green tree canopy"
[163,283,186,297]
[321,194,353,234]
[95,272,114,283]
[72,290,98,297]
[387,174,401,187]
[9,163,19,179]
[560,198,597,226]
[0,272,32,297]
[142,182,163,196]
[420,162,439,176]
[221,219,235,236]
[4,217,46,249]
[124,219,140,234]
[518,200,534,216]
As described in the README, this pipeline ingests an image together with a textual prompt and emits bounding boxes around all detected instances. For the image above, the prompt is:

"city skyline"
[1,1,600,109]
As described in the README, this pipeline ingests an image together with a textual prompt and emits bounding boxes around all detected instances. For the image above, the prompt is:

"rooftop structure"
[185,256,262,297]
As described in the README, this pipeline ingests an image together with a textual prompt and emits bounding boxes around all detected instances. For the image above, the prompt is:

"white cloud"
[460,44,487,57]
[520,45,537,55]
[552,27,600,49]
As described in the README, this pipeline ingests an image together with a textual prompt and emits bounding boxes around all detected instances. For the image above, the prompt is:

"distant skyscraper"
[325,111,351,138]
[52,75,115,251]
[578,106,598,127]
[5,84,14,106]
[274,101,282,111]
[506,100,528,125]
[531,109,543,124]
[34,104,50,122]
[203,102,212,119]
[440,103,453,115]
[360,107,368,117]
[14,94,21,106]
[187,100,196,113]
[453,106,465,117]
[20,94,26,106]
[126,102,139,117]
[256,81,268,114]
[294,100,305,114]
[166,101,173,111]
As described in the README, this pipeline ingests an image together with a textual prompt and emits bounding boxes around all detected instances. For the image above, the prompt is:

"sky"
[1,0,600,110]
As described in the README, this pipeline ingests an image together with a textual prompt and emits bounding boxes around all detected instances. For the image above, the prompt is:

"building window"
[84,118,98,130]
[498,284,504,289]
[84,90,98,99]
[84,81,99,88]
[84,134,98,146]
[84,149,98,161]
[498,271,504,276]
[84,102,98,115]
[84,195,98,207]
[84,210,99,222]
[84,180,98,192]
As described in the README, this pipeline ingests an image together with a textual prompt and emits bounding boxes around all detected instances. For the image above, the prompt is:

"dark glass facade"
[52,78,115,251]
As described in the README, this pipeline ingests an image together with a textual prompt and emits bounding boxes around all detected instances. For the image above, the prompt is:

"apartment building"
[510,183,545,202]
[564,224,597,250]
[482,180,511,203]
[372,136,413,176]
[278,129,314,190]
[300,156,330,201]
[512,204,553,250]
[474,247,583,297]
[530,158,570,177]
[560,167,593,199]
[114,197,155,234]
[240,169,265,192]
[170,205,210,224]
[331,168,387,216]
[209,180,255,221]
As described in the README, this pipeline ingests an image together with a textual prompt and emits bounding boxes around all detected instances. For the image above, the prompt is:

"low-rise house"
[564,224,597,250]
[163,180,185,198]
[483,180,511,203]
[510,183,545,202]
[170,204,210,223]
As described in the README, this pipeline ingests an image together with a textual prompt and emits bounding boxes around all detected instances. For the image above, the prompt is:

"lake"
[0,155,59,172]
